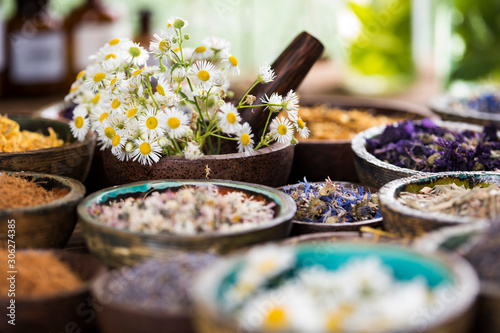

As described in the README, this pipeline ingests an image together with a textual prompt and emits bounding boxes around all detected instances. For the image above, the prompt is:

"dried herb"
[283,179,380,223]
[452,92,500,114]
[0,250,82,297]
[367,119,500,172]
[299,106,406,140]
[0,174,66,209]
[464,222,500,284]
[398,183,500,219]
[98,252,218,314]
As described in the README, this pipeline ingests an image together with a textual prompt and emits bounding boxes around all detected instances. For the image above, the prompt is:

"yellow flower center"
[127,108,137,118]
[173,47,180,52]
[198,70,210,82]
[157,84,165,96]
[70,84,80,93]
[111,99,121,109]
[111,135,121,147]
[105,53,116,60]
[195,46,206,53]
[133,68,144,76]
[226,112,237,124]
[168,117,180,129]
[264,307,288,330]
[159,41,169,51]
[104,127,115,139]
[140,142,151,155]
[74,116,84,129]
[241,133,250,146]
[109,38,120,45]
[99,112,109,122]
[92,94,100,105]
[110,77,117,86]
[93,72,106,82]
[297,118,305,129]
[229,56,238,66]
[76,70,85,80]
[146,116,158,129]
[277,124,288,135]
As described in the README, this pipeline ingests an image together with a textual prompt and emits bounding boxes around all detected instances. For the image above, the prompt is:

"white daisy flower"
[282,90,299,118]
[218,103,241,134]
[149,30,175,58]
[155,74,171,97]
[270,116,294,144]
[138,106,168,137]
[164,107,189,139]
[131,136,162,166]
[101,57,122,73]
[294,117,310,139]
[220,49,240,76]
[124,117,141,139]
[261,92,283,113]
[167,16,188,30]
[69,105,90,141]
[192,45,214,60]
[107,72,125,93]
[110,130,128,161]
[122,40,150,67]
[91,44,122,64]
[83,67,111,92]
[212,70,228,88]
[189,60,217,89]
[97,119,119,150]
[155,91,180,108]
[184,141,204,160]
[236,123,255,156]
[89,104,111,131]
[257,65,276,84]
[202,36,231,52]
[172,67,187,83]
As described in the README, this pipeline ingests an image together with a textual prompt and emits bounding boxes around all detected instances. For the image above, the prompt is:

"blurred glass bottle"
[5,0,67,96]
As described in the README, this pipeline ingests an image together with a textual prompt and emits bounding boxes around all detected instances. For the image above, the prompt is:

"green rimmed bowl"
[379,172,500,238]
[78,179,296,268]
[192,242,479,333]
[0,171,86,249]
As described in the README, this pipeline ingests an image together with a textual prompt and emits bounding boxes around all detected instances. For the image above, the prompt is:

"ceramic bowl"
[0,116,95,182]
[78,179,296,268]
[192,242,479,333]
[379,172,500,238]
[0,250,106,333]
[288,95,436,183]
[0,171,86,249]
[282,231,406,245]
[280,181,382,235]
[351,120,488,188]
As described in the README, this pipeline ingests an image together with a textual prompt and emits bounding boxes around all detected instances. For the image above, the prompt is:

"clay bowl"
[282,231,407,245]
[0,250,106,333]
[280,181,382,236]
[379,172,500,239]
[0,116,96,182]
[351,120,488,188]
[192,242,479,333]
[0,171,85,248]
[288,95,436,183]
[78,179,296,268]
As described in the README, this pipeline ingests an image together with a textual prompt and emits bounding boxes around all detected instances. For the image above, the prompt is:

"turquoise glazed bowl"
[192,242,479,333]
[78,180,296,268]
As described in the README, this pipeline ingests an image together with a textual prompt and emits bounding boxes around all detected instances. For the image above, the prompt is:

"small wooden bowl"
[192,242,479,333]
[429,94,500,126]
[351,120,487,188]
[281,181,382,236]
[0,171,86,249]
[379,172,500,239]
[288,95,436,183]
[0,250,106,333]
[78,179,296,268]
[0,116,96,182]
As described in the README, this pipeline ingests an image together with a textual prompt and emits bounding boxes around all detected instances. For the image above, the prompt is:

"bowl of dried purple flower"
[78,179,296,268]
[281,178,382,235]
[352,118,500,188]
[379,172,500,238]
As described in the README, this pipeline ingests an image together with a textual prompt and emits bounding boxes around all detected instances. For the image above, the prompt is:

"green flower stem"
[210,133,238,141]
[237,81,260,108]
[144,79,160,109]
[238,104,281,109]
[171,137,183,154]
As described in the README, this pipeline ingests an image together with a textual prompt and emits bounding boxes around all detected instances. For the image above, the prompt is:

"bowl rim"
[379,171,500,226]
[78,179,297,240]
[0,171,86,213]
[192,241,480,333]
[429,94,500,123]
[0,116,96,157]
[351,119,490,177]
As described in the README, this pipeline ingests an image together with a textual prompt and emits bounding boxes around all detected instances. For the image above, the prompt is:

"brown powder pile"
[0,250,83,297]
[299,106,407,140]
[0,174,66,209]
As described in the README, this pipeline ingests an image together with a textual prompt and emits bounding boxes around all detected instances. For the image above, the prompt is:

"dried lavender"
[97,252,218,314]
[366,119,500,172]
[398,183,500,219]
[452,92,500,114]
[464,222,500,284]
[89,185,275,235]
[283,179,380,223]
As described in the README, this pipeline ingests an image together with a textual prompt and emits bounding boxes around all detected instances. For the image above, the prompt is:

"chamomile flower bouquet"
[66,17,309,166]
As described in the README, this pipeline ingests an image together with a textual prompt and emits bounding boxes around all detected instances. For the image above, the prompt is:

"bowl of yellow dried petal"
[0,115,96,182]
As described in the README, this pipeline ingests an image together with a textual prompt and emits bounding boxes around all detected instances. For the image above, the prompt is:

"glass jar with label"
[5,0,67,96]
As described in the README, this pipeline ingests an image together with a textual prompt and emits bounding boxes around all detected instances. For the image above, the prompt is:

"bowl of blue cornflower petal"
[280,178,382,236]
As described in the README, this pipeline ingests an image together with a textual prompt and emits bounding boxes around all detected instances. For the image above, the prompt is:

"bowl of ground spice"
[0,249,106,333]
[378,172,500,238]
[0,171,85,248]
[288,95,435,183]
[0,115,96,182]
[78,179,296,268]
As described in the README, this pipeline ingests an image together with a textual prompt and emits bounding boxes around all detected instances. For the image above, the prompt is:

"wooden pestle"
[239,31,324,138]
